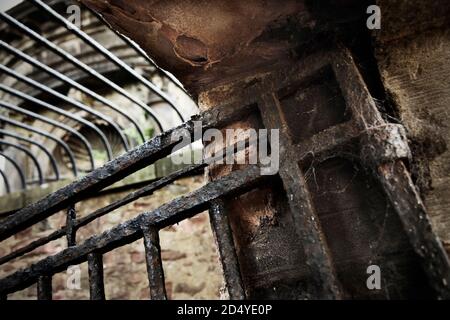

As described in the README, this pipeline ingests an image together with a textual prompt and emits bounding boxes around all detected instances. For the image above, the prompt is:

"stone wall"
[375,0,450,254]
[0,175,223,299]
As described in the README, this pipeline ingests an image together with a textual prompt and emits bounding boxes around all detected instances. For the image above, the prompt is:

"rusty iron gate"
[0,0,450,301]
[0,101,262,300]
[0,47,450,299]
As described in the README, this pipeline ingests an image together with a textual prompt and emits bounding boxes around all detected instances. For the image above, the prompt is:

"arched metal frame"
[0,101,95,171]
[0,168,10,194]
[0,129,59,180]
[0,12,165,133]
[0,151,26,190]
[0,115,78,177]
[0,140,43,185]
[0,64,120,158]
[30,0,186,124]
[0,0,196,188]
[0,81,113,161]
[0,40,146,144]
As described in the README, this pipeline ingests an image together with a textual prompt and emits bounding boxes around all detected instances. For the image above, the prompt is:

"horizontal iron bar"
[0,102,254,242]
[0,114,78,177]
[0,131,258,265]
[0,165,265,295]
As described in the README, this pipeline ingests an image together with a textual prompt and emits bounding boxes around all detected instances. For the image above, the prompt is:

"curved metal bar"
[0,169,10,194]
[0,40,146,144]
[0,82,114,163]
[0,102,95,171]
[30,0,186,124]
[0,64,118,159]
[0,129,59,180]
[0,115,78,177]
[0,12,164,134]
[0,152,26,190]
[0,140,43,185]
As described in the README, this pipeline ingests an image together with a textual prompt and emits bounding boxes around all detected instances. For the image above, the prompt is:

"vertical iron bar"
[37,275,52,300]
[66,205,77,247]
[87,252,105,300]
[142,225,167,300]
[209,199,246,299]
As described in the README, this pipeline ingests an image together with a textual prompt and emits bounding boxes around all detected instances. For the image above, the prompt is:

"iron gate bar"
[142,225,167,300]
[0,168,10,194]
[30,0,186,124]
[0,162,204,266]
[0,132,257,266]
[0,114,78,176]
[0,140,43,185]
[0,165,264,296]
[0,100,95,170]
[0,12,165,133]
[66,204,76,247]
[0,82,113,163]
[87,252,105,300]
[0,40,146,144]
[37,275,52,300]
[0,152,26,190]
[0,65,122,157]
[84,3,188,96]
[209,199,246,299]
[0,129,60,180]
[330,50,450,299]
[0,102,255,241]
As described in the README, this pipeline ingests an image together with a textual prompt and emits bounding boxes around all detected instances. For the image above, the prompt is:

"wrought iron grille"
[1,0,450,301]
[0,0,194,192]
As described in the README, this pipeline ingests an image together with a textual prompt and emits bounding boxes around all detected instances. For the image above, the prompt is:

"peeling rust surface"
[80,0,313,94]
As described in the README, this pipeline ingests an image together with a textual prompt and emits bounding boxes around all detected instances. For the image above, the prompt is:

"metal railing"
[0,0,193,191]
[0,102,257,299]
